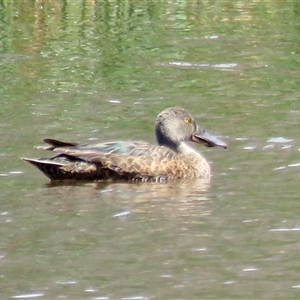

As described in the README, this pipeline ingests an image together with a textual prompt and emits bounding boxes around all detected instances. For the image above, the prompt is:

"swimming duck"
[23,107,227,182]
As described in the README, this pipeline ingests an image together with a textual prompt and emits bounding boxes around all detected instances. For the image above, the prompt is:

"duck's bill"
[191,125,227,149]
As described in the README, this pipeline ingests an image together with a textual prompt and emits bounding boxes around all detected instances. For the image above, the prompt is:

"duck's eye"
[184,117,190,123]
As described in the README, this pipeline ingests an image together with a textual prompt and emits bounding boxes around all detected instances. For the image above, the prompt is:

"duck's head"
[155,107,227,152]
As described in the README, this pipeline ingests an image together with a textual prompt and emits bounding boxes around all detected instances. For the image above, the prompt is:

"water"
[1,1,300,299]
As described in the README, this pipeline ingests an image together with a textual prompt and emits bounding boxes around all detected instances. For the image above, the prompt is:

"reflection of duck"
[45,179,212,218]
[23,107,227,182]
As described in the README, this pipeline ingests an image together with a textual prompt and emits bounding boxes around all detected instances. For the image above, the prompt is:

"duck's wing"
[40,138,175,159]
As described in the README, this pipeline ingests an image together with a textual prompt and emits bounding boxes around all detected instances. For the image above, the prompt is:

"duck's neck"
[157,132,201,156]
[156,129,201,156]
[156,129,178,152]
[176,142,200,156]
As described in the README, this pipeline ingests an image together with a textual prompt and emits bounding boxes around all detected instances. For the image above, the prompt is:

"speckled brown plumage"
[23,107,227,182]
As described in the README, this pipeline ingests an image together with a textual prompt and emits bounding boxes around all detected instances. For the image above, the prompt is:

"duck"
[23,107,227,182]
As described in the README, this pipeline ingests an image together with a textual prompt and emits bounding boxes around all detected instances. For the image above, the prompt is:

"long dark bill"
[191,125,227,149]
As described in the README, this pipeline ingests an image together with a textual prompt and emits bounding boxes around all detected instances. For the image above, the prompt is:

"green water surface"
[1,1,300,299]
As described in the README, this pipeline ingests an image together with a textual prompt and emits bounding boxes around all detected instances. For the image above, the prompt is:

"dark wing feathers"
[43,138,78,147]
[42,139,176,159]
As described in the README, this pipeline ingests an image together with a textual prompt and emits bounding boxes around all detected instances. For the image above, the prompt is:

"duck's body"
[23,107,227,182]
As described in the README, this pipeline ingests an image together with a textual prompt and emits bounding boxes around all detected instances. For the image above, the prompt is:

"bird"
[23,107,227,182]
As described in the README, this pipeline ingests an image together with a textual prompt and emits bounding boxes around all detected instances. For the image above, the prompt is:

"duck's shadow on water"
[43,178,212,218]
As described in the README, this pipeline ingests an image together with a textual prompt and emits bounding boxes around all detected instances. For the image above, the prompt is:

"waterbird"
[23,107,227,182]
